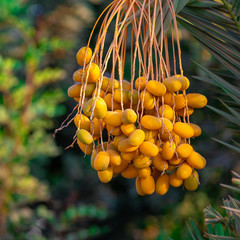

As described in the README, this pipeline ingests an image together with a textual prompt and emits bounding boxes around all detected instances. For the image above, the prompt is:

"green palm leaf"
[177,0,240,77]
[189,172,240,239]
[212,138,240,153]
[190,62,240,152]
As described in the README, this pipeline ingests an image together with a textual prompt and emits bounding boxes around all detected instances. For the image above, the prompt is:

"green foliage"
[192,63,240,152]
[178,0,240,77]
[0,0,71,235]
[188,171,240,240]
[7,204,110,240]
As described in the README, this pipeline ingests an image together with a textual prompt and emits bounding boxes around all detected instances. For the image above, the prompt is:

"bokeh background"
[0,0,239,239]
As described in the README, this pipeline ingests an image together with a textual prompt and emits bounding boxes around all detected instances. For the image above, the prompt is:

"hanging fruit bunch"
[64,0,208,196]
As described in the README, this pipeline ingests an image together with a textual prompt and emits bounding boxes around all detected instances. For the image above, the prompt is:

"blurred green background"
[0,0,239,239]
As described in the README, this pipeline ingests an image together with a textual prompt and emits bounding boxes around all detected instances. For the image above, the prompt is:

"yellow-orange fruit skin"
[104,94,121,110]
[163,92,175,106]
[177,107,194,117]
[84,83,96,97]
[89,118,105,137]
[146,80,166,96]
[156,174,170,195]
[83,97,107,119]
[160,131,171,141]
[140,90,155,110]
[141,115,162,130]
[120,124,136,136]
[68,83,82,98]
[93,151,110,171]
[178,76,190,90]
[160,117,173,133]
[121,150,138,162]
[153,154,168,171]
[147,138,155,144]
[133,155,152,169]
[122,165,138,179]
[160,132,177,144]
[91,149,97,169]
[141,176,155,195]
[98,166,113,183]
[106,125,122,136]
[163,77,182,92]
[159,104,174,120]
[162,141,176,160]
[112,160,128,175]
[135,76,147,91]
[113,89,129,104]
[77,129,93,145]
[83,63,101,83]
[77,141,93,155]
[177,162,192,179]
[128,129,145,146]
[174,94,186,110]
[113,134,127,147]
[74,114,90,131]
[73,69,83,82]
[138,167,151,179]
[103,111,122,127]
[142,128,158,140]
[92,88,105,98]
[184,170,199,191]
[135,177,145,196]
[114,109,122,114]
[186,151,206,169]
[169,171,183,187]
[139,141,159,157]
[101,77,119,92]
[172,133,181,145]
[76,47,92,66]
[118,139,139,153]
[169,156,182,166]
[121,109,137,124]
[128,89,139,105]
[187,93,207,108]
[122,80,131,91]
[189,123,202,137]
[173,122,194,139]
[107,149,121,166]
[176,143,194,159]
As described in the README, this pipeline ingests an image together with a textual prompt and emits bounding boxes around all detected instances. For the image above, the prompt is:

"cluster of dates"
[67,47,207,196]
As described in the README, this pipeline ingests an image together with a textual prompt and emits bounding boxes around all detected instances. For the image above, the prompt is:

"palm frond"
[177,0,240,77]
[203,233,239,240]
[189,172,240,239]
[187,219,204,240]
[204,205,225,224]
[191,62,240,152]
[207,105,240,127]
[218,99,240,120]
[212,138,240,153]
[192,62,240,99]
[220,183,240,193]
